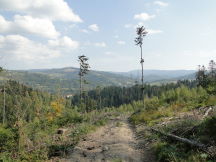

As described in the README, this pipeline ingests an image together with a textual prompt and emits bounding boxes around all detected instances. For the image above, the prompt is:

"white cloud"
[94,42,106,47]
[124,22,163,35]
[0,15,60,38]
[0,35,60,61]
[0,15,10,32]
[154,1,169,7]
[147,29,163,34]
[117,41,125,45]
[69,24,78,28]
[134,13,155,21]
[80,29,89,33]
[88,24,99,32]
[48,36,79,49]
[0,0,82,22]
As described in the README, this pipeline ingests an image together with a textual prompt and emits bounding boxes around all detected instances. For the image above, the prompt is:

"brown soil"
[62,116,155,162]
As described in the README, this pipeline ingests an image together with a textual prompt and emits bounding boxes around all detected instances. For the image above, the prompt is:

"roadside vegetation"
[0,81,135,161]
[0,60,215,161]
[130,60,216,161]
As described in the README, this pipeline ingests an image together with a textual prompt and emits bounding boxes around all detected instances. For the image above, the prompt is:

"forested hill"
[115,69,196,82]
[0,67,195,95]
[0,67,135,95]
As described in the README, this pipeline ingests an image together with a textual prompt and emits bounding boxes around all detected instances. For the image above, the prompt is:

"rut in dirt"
[63,116,153,162]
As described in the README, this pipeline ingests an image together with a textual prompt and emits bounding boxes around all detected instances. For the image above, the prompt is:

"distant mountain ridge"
[115,69,196,82]
[0,67,196,95]
[0,67,135,95]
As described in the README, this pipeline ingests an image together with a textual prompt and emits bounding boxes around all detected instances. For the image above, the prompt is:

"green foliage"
[0,68,135,95]
[94,118,107,126]
[72,80,197,111]
[153,141,211,162]
[130,107,173,125]
[55,109,84,126]
[153,141,179,162]
[197,116,216,143]
[196,60,216,95]
[150,114,216,162]
[0,126,15,152]
[130,85,210,125]
[0,152,14,162]
[206,95,216,105]
[0,62,214,161]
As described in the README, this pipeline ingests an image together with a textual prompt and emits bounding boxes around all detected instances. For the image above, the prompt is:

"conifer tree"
[196,65,208,88]
[78,55,90,110]
[135,26,148,108]
[208,60,216,78]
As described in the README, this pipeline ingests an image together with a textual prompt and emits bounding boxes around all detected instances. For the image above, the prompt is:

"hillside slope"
[117,69,195,82]
[0,68,195,95]
[0,67,135,95]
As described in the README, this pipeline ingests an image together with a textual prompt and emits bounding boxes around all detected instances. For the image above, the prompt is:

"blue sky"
[0,0,215,72]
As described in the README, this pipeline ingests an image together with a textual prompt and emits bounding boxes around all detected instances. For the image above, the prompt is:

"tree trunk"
[3,85,6,124]
[140,45,145,109]
[151,128,206,149]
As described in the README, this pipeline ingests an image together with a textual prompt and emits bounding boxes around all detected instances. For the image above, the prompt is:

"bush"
[130,107,173,125]
[0,126,16,152]
[55,109,83,126]
[153,141,180,162]
[197,116,216,143]
[0,152,14,162]
[206,95,216,106]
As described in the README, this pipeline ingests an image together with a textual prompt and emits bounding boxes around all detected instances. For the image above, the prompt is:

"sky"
[0,0,215,72]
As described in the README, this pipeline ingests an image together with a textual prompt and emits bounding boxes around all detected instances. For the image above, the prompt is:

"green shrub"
[153,141,180,162]
[130,107,173,125]
[55,109,83,126]
[19,148,48,161]
[0,152,14,162]
[197,116,216,143]
[94,119,107,126]
[206,95,216,106]
[0,126,16,152]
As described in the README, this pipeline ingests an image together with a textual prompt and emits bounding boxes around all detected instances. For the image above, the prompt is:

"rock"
[102,146,109,151]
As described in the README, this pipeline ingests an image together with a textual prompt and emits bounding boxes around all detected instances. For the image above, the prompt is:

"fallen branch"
[180,124,200,136]
[151,128,216,158]
[151,128,206,149]
[203,107,213,119]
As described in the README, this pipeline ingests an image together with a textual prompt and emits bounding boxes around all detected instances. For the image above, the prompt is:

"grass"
[129,87,216,162]
[153,140,211,162]
[150,114,216,162]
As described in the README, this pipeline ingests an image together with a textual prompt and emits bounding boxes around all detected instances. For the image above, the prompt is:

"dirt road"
[64,116,148,162]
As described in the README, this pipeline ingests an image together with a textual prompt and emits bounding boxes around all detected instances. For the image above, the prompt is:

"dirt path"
[64,116,149,162]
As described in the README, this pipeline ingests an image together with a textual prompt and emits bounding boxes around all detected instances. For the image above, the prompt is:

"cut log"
[203,107,213,119]
[151,128,206,149]
[151,128,216,157]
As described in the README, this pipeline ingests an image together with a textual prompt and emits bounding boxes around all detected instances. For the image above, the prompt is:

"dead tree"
[135,26,148,109]
[78,55,90,107]
[0,67,5,124]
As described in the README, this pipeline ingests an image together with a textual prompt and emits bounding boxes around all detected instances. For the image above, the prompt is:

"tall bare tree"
[135,26,148,108]
[78,55,90,105]
[0,67,6,124]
